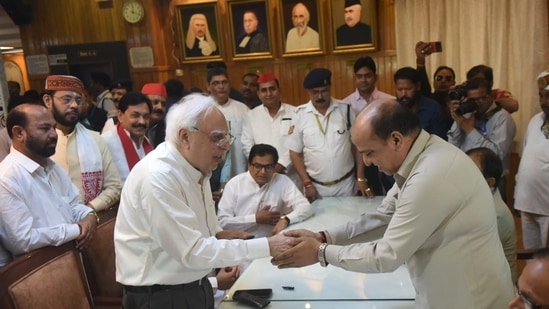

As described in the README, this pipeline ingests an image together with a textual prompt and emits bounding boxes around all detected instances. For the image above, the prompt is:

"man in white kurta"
[274,100,514,308]
[218,144,313,237]
[0,104,97,267]
[514,71,549,250]
[207,67,249,202]
[43,75,121,212]
[241,73,297,182]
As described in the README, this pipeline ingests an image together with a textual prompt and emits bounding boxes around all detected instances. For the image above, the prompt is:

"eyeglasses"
[192,127,234,147]
[250,163,275,172]
[210,80,229,87]
[516,283,549,309]
[435,75,454,82]
[54,95,84,106]
[469,95,490,104]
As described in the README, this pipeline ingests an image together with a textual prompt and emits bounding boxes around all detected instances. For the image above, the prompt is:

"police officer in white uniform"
[288,68,370,202]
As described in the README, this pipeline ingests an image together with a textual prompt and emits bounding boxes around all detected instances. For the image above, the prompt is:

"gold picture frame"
[278,0,324,57]
[227,0,273,60]
[329,0,377,54]
[176,1,223,63]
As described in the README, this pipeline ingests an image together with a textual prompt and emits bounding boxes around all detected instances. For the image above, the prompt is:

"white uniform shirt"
[325,131,514,308]
[213,98,249,180]
[287,99,355,196]
[114,142,270,286]
[514,112,549,215]
[217,172,313,237]
[0,149,92,266]
[241,103,295,168]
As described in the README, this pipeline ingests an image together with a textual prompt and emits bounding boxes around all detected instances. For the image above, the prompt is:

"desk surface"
[224,196,415,304]
[219,300,415,309]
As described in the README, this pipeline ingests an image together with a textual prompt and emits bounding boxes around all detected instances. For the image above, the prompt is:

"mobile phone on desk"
[234,288,273,299]
[428,41,443,53]
[233,291,270,308]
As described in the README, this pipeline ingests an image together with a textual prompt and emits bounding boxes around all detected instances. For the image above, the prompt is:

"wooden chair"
[0,241,94,309]
[81,206,123,307]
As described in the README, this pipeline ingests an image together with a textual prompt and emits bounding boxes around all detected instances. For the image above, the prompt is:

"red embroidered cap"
[45,75,84,94]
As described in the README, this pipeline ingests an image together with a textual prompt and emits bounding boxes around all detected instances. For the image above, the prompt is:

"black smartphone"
[233,291,270,308]
[429,41,443,53]
[234,288,273,299]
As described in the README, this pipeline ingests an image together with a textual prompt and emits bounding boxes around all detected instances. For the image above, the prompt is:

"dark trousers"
[123,277,214,309]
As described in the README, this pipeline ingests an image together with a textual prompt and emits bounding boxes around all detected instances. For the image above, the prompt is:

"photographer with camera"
[448,78,516,197]
[466,65,519,114]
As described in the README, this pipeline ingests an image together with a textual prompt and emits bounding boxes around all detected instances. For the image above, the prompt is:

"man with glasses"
[288,68,369,202]
[509,248,549,309]
[141,83,167,148]
[415,41,456,131]
[115,94,293,309]
[218,144,313,237]
[207,67,249,204]
[43,75,121,213]
[448,77,516,190]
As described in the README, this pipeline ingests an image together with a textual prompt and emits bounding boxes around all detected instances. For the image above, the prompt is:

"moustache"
[315,99,326,104]
[153,109,164,115]
[132,124,148,130]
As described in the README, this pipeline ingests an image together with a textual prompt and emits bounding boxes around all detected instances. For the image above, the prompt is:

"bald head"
[351,100,421,175]
[7,103,58,165]
[354,99,421,141]
[509,248,549,308]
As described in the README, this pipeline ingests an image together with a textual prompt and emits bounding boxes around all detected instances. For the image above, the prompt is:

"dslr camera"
[449,82,478,116]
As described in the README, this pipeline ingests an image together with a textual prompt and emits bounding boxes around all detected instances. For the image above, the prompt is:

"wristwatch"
[318,243,329,267]
[280,215,290,225]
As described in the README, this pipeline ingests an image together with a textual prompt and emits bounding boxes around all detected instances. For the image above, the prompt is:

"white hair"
[165,93,217,145]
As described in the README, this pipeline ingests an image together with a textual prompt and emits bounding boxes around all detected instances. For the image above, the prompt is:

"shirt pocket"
[331,125,351,147]
[302,127,325,149]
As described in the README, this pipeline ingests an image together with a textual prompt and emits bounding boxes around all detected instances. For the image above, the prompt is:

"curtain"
[395,0,549,152]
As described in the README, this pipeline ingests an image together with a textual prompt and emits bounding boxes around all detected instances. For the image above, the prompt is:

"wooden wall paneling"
[19,0,396,105]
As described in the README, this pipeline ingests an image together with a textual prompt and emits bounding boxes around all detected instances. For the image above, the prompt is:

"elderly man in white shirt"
[114,94,292,309]
[218,144,313,237]
[0,104,98,268]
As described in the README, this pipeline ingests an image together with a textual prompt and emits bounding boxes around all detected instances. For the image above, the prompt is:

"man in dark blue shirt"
[394,67,447,140]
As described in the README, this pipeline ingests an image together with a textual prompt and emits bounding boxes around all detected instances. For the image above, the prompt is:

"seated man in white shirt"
[0,104,98,268]
[102,92,154,185]
[218,144,313,237]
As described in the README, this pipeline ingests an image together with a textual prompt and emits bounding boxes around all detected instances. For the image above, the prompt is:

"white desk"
[223,197,415,307]
[218,300,415,309]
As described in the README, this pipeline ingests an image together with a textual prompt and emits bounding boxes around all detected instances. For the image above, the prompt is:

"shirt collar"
[166,141,210,184]
[304,98,340,115]
[9,147,56,175]
[394,130,430,188]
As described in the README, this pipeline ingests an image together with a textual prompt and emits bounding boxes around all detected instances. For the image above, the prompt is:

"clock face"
[122,1,144,24]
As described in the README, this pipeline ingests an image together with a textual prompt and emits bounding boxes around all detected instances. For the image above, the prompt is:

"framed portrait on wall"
[176,1,223,63]
[228,0,273,60]
[278,0,324,57]
[329,0,377,53]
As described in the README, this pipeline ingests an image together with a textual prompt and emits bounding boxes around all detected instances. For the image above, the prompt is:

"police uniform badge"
[288,125,295,135]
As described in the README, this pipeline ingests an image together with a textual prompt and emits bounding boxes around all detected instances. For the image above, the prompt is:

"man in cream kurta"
[274,100,514,308]
[43,75,121,212]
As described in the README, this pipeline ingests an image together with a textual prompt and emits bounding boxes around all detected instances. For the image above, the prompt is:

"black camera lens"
[454,98,478,115]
